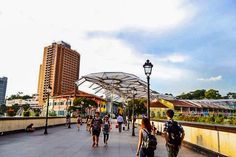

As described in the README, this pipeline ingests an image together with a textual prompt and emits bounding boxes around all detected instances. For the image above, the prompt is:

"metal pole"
[147,75,150,119]
[68,98,71,128]
[127,107,130,130]
[132,94,135,136]
[44,93,49,134]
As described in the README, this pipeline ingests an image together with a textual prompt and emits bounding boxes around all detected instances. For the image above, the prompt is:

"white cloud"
[77,36,193,82]
[197,75,222,82]
[158,53,190,63]
[0,0,195,33]
[0,0,196,95]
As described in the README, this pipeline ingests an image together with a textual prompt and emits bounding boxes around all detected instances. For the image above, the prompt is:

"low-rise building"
[150,98,236,117]
[47,90,106,116]
[6,94,41,109]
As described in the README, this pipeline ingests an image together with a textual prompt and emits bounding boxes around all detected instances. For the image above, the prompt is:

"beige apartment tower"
[38,41,80,105]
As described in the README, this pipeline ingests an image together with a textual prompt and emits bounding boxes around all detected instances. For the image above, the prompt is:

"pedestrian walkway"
[0,123,205,157]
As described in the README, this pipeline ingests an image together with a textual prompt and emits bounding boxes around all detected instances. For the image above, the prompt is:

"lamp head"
[143,59,153,76]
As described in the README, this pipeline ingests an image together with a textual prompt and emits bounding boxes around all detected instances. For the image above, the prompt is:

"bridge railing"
[136,119,236,157]
[0,117,77,134]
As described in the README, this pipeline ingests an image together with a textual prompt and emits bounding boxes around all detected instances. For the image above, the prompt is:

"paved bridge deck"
[0,124,205,157]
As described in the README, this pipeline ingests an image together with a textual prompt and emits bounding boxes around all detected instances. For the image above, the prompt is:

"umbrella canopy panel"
[76,72,158,100]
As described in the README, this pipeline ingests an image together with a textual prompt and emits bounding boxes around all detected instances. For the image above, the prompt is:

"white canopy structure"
[76,72,158,101]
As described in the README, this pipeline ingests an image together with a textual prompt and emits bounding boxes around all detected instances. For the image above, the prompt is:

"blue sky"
[0,0,235,96]
[87,0,236,95]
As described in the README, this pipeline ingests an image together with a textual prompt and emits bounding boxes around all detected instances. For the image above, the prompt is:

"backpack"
[167,121,182,146]
[93,118,101,131]
[142,129,157,150]
[103,121,110,132]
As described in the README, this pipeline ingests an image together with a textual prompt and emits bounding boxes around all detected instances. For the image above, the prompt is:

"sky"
[0,0,236,97]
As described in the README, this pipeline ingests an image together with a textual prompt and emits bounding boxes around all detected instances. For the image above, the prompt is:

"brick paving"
[0,123,205,157]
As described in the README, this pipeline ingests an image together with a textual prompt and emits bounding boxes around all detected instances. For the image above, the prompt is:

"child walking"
[103,115,111,146]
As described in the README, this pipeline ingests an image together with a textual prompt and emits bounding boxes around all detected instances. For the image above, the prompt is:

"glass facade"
[0,77,7,105]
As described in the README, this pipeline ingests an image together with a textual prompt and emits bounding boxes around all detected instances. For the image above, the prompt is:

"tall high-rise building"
[0,77,8,105]
[38,41,80,105]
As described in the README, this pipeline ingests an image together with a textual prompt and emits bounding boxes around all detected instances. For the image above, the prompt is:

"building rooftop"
[52,41,71,49]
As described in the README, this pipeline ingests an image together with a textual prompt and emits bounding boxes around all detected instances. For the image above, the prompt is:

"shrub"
[35,112,40,117]
[23,111,30,117]
[49,111,57,116]
[215,116,224,124]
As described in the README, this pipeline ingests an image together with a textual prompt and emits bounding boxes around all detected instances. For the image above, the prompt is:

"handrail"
[155,119,236,133]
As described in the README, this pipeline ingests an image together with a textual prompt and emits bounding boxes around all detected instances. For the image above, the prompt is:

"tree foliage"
[176,89,206,100]
[227,92,236,99]
[8,94,32,100]
[205,89,221,99]
[126,98,147,117]
[72,97,98,114]
[176,89,236,100]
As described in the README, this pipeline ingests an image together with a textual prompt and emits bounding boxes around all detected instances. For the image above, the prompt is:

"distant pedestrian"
[117,114,123,133]
[91,112,103,147]
[107,114,112,124]
[26,123,35,132]
[136,118,157,157]
[151,122,157,135]
[103,115,111,146]
[66,114,71,128]
[86,115,93,133]
[163,109,185,157]
[77,115,82,131]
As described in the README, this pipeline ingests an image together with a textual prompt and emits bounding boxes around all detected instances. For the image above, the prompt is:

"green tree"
[22,104,30,111]
[7,93,32,100]
[22,95,33,100]
[126,98,147,117]
[205,89,222,99]
[177,89,206,100]
[227,92,236,99]
[176,92,193,99]
[73,97,98,114]
[191,89,206,99]
[12,104,20,114]
[6,104,20,116]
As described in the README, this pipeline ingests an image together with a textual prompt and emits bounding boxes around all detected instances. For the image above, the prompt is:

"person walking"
[91,112,103,147]
[163,109,185,157]
[77,115,82,131]
[117,114,123,133]
[66,113,71,128]
[103,115,111,146]
[136,118,157,157]
[86,115,93,133]
[151,122,157,135]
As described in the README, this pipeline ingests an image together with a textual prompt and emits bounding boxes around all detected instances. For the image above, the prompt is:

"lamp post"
[132,88,137,136]
[44,86,52,135]
[68,96,71,128]
[143,59,153,119]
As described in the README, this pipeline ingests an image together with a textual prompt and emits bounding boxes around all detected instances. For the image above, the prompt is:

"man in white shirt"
[117,114,124,133]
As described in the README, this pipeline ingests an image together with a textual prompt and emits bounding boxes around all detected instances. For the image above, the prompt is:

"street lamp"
[143,59,153,119]
[44,86,52,135]
[68,96,71,128]
[132,88,137,136]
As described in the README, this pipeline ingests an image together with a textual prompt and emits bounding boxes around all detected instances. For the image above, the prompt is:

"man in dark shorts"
[91,112,103,147]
